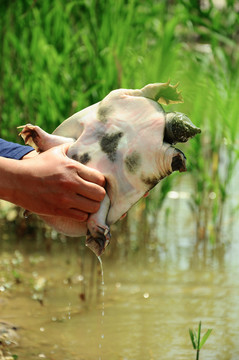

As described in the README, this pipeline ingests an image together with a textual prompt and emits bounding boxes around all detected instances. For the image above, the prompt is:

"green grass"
[189,321,213,360]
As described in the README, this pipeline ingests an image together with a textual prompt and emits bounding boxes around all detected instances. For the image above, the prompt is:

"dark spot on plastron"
[100,132,123,162]
[125,151,141,174]
[71,153,91,164]
[71,154,78,161]
[98,104,112,123]
[79,153,91,164]
[141,174,159,190]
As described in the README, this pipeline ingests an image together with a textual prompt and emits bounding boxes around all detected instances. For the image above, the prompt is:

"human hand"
[3,144,106,221]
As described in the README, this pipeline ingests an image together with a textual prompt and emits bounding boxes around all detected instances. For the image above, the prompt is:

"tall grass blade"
[189,329,197,349]
[199,329,213,350]
[197,321,201,349]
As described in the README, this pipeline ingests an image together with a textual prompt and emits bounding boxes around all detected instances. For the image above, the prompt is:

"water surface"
[0,192,239,359]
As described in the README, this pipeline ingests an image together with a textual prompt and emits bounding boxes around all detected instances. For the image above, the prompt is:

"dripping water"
[97,256,105,360]
[67,284,72,320]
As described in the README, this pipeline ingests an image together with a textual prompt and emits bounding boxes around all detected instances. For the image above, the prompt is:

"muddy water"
[1,195,239,359]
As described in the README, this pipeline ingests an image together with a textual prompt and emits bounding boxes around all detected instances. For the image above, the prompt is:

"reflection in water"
[0,192,239,359]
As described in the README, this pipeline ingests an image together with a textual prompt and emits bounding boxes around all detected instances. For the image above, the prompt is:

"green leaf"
[197,321,202,348]
[189,329,197,349]
[199,329,213,349]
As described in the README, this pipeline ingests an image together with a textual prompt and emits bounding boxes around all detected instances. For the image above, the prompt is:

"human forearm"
[0,144,106,220]
[0,156,24,205]
[0,138,34,159]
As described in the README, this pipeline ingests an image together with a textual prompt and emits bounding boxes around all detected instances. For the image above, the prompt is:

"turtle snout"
[171,148,187,173]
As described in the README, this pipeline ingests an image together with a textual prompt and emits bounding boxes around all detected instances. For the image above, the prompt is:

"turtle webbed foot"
[18,124,74,152]
[18,124,44,152]
[86,226,111,256]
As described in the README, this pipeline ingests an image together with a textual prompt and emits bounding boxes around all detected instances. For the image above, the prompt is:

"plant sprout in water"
[189,321,213,360]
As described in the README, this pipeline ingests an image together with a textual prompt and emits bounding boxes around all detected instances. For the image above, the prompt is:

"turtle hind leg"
[18,124,74,152]
[86,194,111,256]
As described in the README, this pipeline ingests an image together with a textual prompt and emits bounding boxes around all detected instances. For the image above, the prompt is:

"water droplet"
[97,256,105,358]
[77,275,84,282]
[209,192,216,200]
[67,301,72,320]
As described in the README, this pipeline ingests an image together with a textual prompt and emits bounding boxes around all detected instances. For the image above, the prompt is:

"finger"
[39,204,90,222]
[61,144,105,187]
[76,178,106,202]
[76,164,106,187]
[72,194,101,213]
[57,200,100,221]
[60,143,72,154]
[67,209,89,222]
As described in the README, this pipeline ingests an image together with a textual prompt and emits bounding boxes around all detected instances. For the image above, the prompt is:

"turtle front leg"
[18,124,75,152]
[86,194,111,257]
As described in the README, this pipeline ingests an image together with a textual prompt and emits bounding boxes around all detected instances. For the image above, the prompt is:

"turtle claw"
[18,124,42,151]
[23,209,31,219]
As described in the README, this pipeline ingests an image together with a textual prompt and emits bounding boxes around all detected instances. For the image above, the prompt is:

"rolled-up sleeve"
[0,138,34,160]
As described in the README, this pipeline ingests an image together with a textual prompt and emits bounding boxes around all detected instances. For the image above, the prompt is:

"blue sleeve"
[0,138,34,160]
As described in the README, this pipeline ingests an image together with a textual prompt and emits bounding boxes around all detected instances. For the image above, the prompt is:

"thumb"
[59,143,72,157]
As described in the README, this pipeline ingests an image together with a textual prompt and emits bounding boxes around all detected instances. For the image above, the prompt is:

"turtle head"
[164,112,201,145]
[171,147,187,173]
[157,144,187,179]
